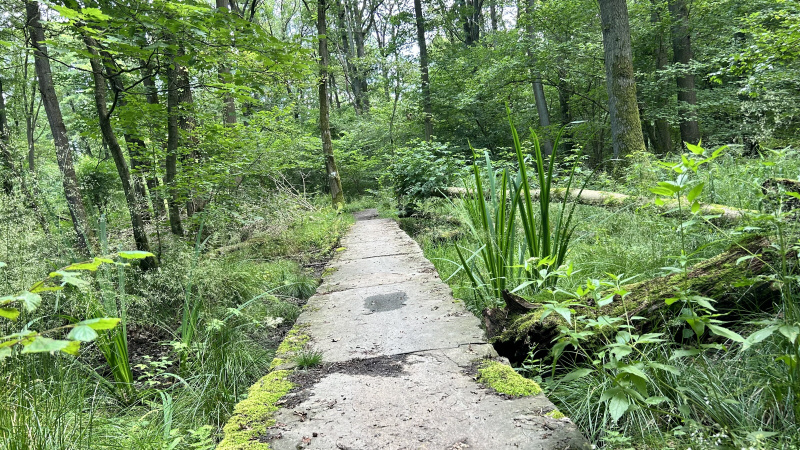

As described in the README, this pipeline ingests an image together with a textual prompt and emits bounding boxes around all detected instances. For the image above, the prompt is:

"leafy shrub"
[389,141,466,213]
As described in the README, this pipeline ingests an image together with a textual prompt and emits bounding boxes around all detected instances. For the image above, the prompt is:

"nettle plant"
[544,143,755,424]
[0,251,152,361]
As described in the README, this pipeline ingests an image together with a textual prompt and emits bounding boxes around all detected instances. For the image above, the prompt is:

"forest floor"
[219,209,589,449]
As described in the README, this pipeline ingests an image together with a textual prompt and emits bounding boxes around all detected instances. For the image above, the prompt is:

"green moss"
[545,409,566,419]
[275,324,310,356]
[335,246,347,252]
[477,360,542,397]
[217,370,293,449]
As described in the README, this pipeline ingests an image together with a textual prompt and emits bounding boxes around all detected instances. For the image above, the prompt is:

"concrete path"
[237,210,589,449]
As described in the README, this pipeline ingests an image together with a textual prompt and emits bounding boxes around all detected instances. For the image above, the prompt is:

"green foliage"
[294,349,323,369]
[389,140,465,212]
[75,156,120,214]
[455,116,581,308]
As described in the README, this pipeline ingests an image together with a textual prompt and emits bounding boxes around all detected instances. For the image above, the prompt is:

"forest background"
[0,0,798,448]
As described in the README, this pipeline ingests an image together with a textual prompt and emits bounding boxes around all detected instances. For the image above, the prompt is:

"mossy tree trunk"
[598,0,647,159]
[485,236,785,363]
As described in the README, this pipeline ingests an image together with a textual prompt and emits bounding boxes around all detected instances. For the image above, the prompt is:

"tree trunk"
[458,0,482,46]
[440,186,754,222]
[598,0,646,159]
[216,0,238,126]
[489,0,498,32]
[318,0,345,208]
[97,50,152,223]
[485,236,782,363]
[0,78,13,194]
[84,37,157,270]
[176,46,200,218]
[647,0,673,154]
[141,63,167,220]
[413,0,434,141]
[669,0,700,146]
[26,0,95,254]
[525,0,553,156]
[26,83,36,173]
[165,43,185,236]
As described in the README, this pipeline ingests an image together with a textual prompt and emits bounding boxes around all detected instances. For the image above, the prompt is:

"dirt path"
[224,210,589,449]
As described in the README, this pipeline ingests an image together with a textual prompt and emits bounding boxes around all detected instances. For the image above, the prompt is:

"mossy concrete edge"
[218,323,312,448]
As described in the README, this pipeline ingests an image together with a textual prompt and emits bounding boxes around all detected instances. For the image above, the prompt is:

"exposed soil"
[281,354,408,409]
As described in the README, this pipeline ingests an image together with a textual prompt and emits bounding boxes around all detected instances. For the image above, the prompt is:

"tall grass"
[456,116,582,307]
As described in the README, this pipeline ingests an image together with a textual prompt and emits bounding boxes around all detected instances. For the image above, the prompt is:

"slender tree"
[26,0,95,253]
[0,78,13,194]
[84,37,157,270]
[165,43,185,236]
[217,0,238,126]
[648,0,673,153]
[598,0,646,159]
[413,0,433,140]
[318,0,345,208]
[525,0,553,156]
[669,0,700,145]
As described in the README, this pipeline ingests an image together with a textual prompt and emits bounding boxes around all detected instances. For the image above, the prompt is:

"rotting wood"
[485,235,788,363]
[439,186,755,222]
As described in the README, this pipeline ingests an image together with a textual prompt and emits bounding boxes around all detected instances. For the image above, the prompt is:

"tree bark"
[647,0,673,154]
[141,63,166,220]
[165,43,185,236]
[485,236,783,363]
[525,0,553,156]
[175,45,200,218]
[318,0,345,208]
[96,50,152,223]
[413,0,434,141]
[216,0,238,126]
[669,0,700,146]
[84,37,157,270]
[26,0,95,254]
[598,0,647,159]
[0,78,13,194]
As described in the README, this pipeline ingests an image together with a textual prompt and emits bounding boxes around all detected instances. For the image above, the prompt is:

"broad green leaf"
[0,308,20,321]
[691,201,700,214]
[61,340,81,356]
[742,325,779,351]
[785,192,800,200]
[644,396,670,405]
[21,336,70,354]
[67,325,98,342]
[646,362,681,375]
[118,251,155,260]
[779,324,799,344]
[650,187,674,197]
[17,292,41,313]
[687,182,704,202]
[686,142,704,155]
[708,324,745,342]
[561,368,593,382]
[29,281,63,293]
[49,271,89,288]
[608,392,630,423]
[78,317,120,330]
[618,365,649,381]
[0,347,11,360]
[670,348,701,359]
[63,260,103,271]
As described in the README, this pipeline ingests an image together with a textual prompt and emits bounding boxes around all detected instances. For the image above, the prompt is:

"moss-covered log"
[485,236,787,363]
[440,186,755,222]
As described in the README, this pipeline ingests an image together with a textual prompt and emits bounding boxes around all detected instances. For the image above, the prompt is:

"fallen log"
[440,186,755,222]
[485,235,788,363]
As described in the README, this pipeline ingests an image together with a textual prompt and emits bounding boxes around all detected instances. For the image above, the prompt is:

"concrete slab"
[268,348,589,450]
[299,279,484,362]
